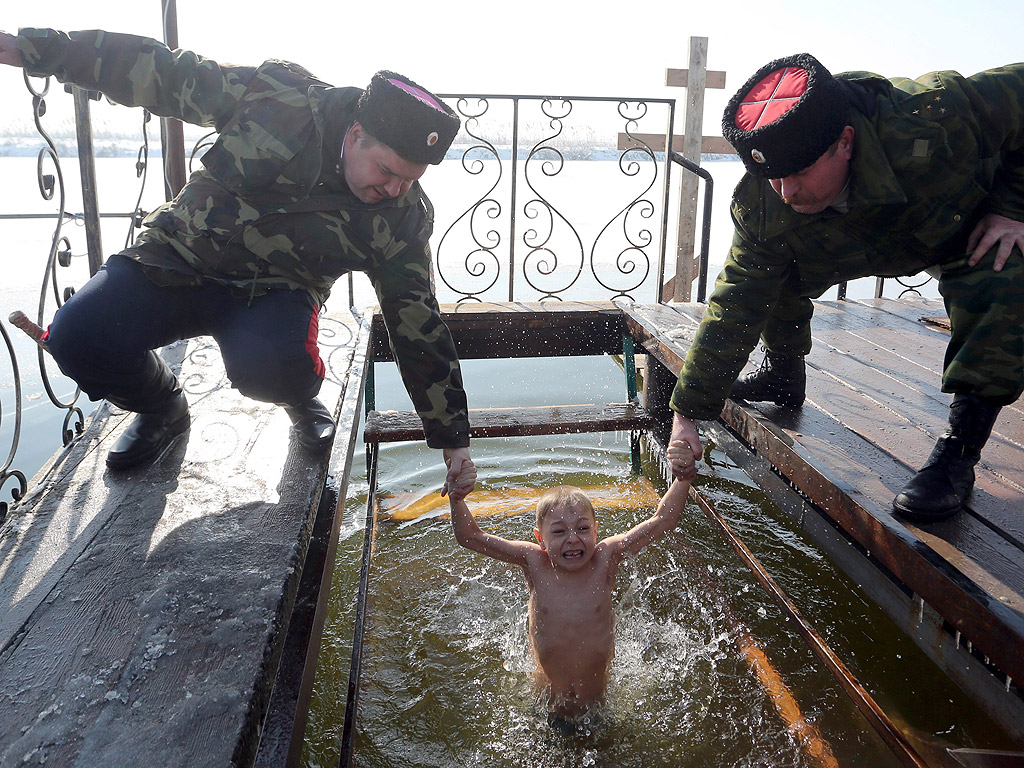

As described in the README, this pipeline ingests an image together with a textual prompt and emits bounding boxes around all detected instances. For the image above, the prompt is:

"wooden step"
[364,402,655,443]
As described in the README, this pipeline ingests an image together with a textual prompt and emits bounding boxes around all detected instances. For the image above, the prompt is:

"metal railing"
[1,75,159,521]
[434,94,682,303]
[2,76,725,519]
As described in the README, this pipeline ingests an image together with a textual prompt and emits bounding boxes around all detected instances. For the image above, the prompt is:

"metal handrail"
[337,441,379,768]
[689,483,930,768]
[670,151,714,303]
[433,93,678,303]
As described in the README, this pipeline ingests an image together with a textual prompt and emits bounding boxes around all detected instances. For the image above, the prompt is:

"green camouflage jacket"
[18,28,469,448]
[672,64,1024,420]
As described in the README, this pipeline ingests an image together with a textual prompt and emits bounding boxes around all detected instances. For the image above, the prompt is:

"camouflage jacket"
[672,64,1024,420]
[18,28,469,448]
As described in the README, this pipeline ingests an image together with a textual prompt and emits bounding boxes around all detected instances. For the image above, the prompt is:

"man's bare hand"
[669,412,703,465]
[0,32,23,68]
[967,212,1024,271]
[442,446,475,499]
[667,439,697,483]
[445,456,477,503]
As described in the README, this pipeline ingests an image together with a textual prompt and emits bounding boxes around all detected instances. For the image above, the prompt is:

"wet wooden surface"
[3,296,1023,763]
[621,297,1024,693]
[366,402,654,443]
[0,310,371,768]
[373,300,626,361]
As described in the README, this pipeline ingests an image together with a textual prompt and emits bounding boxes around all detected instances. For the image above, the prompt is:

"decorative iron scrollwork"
[434,94,674,304]
[436,98,503,301]
[589,102,657,301]
[1,322,28,523]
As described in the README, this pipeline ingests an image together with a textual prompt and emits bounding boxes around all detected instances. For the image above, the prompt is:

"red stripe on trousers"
[306,310,325,379]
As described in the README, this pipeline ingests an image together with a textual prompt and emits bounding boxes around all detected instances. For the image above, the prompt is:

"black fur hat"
[357,71,460,165]
[722,53,849,178]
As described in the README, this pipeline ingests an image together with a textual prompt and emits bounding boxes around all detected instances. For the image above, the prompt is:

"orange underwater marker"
[381,478,663,522]
[740,634,839,768]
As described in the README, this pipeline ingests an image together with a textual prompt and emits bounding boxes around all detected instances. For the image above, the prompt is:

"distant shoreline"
[0,139,739,163]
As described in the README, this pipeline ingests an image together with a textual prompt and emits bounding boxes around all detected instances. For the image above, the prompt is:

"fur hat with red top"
[357,70,461,165]
[722,53,849,179]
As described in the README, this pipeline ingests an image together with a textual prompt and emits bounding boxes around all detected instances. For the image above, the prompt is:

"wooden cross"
[618,37,731,301]
[668,37,729,302]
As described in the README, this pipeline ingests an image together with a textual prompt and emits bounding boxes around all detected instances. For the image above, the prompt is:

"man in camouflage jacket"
[0,28,473,488]
[669,53,1024,522]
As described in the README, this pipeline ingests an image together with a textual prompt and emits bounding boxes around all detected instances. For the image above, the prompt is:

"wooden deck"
[1,297,1022,765]
[622,296,1024,743]
[0,310,371,768]
[377,299,1024,745]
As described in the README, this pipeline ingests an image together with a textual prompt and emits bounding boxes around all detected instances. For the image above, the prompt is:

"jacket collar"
[844,108,908,208]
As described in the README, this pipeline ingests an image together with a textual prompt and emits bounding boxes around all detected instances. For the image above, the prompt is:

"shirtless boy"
[447,441,696,716]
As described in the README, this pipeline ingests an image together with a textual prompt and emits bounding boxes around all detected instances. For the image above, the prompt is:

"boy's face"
[534,503,598,571]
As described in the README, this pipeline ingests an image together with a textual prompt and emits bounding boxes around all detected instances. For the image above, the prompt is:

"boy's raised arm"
[609,440,697,558]
[448,460,536,566]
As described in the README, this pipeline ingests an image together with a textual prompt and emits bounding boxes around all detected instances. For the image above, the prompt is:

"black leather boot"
[106,389,190,470]
[893,394,1002,522]
[730,350,806,408]
[283,398,336,451]
[106,352,190,470]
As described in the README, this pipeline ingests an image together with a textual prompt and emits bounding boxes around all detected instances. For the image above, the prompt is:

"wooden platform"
[373,299,1024,743]
[365,402,654,443]
[2,297,1022,764]
[622,297,1024,742]
[0,310,371,768]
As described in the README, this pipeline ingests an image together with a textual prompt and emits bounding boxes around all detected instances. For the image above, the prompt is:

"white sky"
[2,0,1023,137]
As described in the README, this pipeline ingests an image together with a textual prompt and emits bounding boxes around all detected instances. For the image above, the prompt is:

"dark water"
[299,356,1015,768]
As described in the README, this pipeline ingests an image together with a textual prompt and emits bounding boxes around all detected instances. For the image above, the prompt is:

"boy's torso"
[524,549,618,702]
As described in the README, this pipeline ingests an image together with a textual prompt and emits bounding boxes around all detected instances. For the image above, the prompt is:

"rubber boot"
[106,352,190,470]
[283,398,336,452]
[893,394,1002,522]
[730,350,806,408]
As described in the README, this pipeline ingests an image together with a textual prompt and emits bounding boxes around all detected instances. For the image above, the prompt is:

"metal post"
[72,87,104,276]
[160,0,187,199]
[339,441,380,768]
[623,332,641,475]
[508,98,519,301]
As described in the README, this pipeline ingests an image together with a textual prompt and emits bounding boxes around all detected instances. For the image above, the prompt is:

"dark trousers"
[45,255,325,412]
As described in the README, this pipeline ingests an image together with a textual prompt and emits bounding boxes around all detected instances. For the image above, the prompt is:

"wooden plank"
[0,310,368,768]
[747,381,1024,595]
[665,68,727,89]
[846,298,1024,446]
[372,301,625,361]
[806,301,1024,543]
[673,36,711,303]
[254,312,372,768]
[364,402,654,443]
[616,301,1024,687]
[719,397,1024,684]
[616,132,736,155]
[618,300,701,376]
[848,295,950,329]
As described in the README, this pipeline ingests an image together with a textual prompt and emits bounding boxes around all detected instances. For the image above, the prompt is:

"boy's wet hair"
[536,486,595,528]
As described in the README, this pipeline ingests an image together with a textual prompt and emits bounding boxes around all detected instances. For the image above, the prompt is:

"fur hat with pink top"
[357,70,460,165]
[722,53,849,179]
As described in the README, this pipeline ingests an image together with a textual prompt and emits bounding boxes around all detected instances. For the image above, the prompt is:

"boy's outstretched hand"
[445,456,478,503]
[667,440,697,483]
